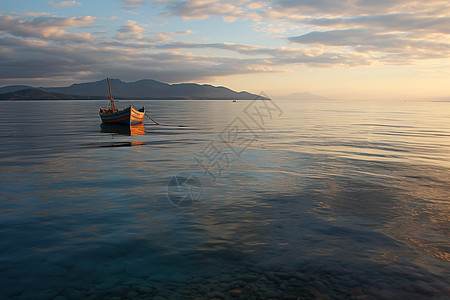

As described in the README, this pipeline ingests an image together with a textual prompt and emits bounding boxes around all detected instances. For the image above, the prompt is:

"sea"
[0,99,449,300]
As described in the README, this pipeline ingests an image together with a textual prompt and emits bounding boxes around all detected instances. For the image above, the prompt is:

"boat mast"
[107,78,116,111]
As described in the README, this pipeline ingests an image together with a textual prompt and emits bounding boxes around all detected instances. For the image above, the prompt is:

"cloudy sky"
[1,0,450,99]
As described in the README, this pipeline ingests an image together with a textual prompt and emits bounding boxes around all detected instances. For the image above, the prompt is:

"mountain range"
[0,78,267,100]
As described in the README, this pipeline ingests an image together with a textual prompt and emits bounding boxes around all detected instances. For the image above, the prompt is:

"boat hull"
[99,106,145,125]
[101,122,146,136]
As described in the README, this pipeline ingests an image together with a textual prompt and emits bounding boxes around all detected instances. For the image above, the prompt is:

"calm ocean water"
[0,99,449,299]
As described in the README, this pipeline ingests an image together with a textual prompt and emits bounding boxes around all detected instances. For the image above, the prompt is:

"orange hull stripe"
[131,116,144,122]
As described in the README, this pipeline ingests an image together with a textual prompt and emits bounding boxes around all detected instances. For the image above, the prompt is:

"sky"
[1,0,450,100]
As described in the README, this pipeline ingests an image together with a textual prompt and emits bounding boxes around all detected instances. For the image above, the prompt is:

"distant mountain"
[279,92,328,100]
[0,78,266,100]
[0,89,79,100]
[0,85,33,94]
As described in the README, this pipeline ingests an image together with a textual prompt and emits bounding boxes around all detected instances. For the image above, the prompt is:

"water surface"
[0,99,449,299]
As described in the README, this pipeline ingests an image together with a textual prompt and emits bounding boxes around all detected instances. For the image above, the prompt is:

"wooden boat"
[101,122,146,136]
[99,78,145,125]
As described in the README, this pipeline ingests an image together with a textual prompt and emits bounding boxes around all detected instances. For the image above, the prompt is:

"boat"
[101,122,146,136]
[99,78,145,125]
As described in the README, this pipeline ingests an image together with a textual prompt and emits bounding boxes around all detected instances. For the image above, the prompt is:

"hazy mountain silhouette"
[0,78,266,100]
[0,89,80,100]
[0,85,33,94]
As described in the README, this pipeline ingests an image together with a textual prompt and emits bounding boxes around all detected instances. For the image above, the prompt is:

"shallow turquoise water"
[0,99,449,299]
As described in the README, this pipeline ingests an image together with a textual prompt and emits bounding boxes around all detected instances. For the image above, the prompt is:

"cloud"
[156,0,450,25]
[0,14,95,42]
[116,20,146,39]
[151,30,194,43]
[289,29,450,59]
[120,0,147,10]
[0,35,279,84]
[49,1,81,7]
[306,14,450,34]
[286,8,450,63]
[1,13,354,85]
[154,41,371,68]
[153,0,450,66]
[11,12,52,17]
[121,0,146,6]
[0,13,281,85]
[259,0,450,66]
[264,0,449,17]
[162,0,261,22]
[246,2,269,10]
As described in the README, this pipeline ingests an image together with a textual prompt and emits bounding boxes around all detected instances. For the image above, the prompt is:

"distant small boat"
[99,78,145,125]
[232,100,237,102]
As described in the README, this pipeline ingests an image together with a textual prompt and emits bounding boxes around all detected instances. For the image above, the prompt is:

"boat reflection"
[100,122,146,136]
[100,141,146,147]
